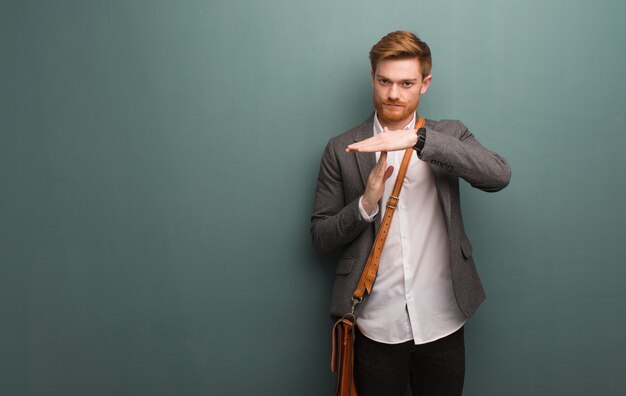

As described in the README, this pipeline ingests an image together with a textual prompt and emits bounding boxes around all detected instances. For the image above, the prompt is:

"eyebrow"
[376,74,419,83]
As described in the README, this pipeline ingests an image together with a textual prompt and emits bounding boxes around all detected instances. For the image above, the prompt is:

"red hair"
[369,31,432,78]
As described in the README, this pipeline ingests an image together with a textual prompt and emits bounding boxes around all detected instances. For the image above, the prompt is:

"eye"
[402,81,415,88]
[378,79,390,85]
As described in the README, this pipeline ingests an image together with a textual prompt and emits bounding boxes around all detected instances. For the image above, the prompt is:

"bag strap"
[351,115,426,309]
[330,115,426,375]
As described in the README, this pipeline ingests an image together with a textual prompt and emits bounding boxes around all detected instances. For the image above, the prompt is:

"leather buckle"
[386,195,399,209]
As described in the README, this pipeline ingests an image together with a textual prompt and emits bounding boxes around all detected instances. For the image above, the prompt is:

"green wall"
[2,0,625,395]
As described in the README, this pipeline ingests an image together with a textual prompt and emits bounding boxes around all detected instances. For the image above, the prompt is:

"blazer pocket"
[461,237,473,259]
[336,257,356,275]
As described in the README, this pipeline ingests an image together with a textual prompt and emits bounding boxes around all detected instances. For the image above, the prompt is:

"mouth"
[384,103,405,109]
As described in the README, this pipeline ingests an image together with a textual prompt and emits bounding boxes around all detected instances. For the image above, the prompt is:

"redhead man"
[311,31,511,395]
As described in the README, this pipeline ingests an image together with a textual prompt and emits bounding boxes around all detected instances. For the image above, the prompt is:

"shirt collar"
[373,111,417,136]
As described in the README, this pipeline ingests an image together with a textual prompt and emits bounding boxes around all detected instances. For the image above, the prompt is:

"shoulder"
[326,115,374,150]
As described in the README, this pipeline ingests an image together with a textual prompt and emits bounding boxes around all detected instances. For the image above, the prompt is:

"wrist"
[413,128,426,157]
[361,196,376,215]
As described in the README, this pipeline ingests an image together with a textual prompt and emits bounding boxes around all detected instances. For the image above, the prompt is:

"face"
[372,58,432,128]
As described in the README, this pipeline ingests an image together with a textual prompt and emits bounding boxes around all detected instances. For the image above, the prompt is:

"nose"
[388,83,400,100]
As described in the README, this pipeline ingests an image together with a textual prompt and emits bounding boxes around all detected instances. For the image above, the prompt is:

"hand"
[346,127,418,153]
[362,151,394,215]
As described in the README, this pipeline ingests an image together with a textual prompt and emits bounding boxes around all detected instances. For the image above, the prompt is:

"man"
[311,31,511,395]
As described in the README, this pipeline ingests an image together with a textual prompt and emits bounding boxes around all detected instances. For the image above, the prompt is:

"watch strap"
[413,127,427,156]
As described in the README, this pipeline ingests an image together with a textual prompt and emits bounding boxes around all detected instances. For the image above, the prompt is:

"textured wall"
[2,0,625,394]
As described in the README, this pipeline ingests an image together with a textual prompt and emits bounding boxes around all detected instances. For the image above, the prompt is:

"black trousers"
[354,326,465,396]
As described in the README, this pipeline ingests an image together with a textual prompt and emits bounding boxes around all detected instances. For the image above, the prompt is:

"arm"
[421,121,511,192]
[346,120,511,192]
[311,140,393,252]
[311,141,369,252]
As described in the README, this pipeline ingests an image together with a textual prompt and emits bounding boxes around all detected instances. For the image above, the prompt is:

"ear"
[371,69,375,88]
[420,75,432,94]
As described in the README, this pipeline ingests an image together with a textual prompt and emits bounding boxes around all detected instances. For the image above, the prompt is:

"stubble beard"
[374,96,419,125]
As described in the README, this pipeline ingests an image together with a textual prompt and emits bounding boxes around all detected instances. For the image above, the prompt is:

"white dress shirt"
[357,113,466,345]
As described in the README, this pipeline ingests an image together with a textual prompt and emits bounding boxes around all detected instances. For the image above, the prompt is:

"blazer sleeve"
[310,139,372,252]
[419,120,511,192]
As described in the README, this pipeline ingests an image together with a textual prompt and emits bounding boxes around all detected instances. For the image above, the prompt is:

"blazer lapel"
[353,116,376,191]
[352,116,379,229]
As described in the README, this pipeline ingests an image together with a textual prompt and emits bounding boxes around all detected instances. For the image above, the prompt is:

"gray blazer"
[311,115,511,319]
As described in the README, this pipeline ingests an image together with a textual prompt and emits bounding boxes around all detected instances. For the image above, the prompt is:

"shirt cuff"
[358,196,379,222]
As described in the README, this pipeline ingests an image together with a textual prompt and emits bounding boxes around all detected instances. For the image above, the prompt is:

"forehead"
[374,58,422,79]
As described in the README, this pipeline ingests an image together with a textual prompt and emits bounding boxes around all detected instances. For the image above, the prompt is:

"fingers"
[362,152,392,213]
[369,151,387,182]
[346,140,370,152]
[371,150,386,171]
[373,152,394,183]
[383,165,394,182]
[346,134,390,153]
[345,129,413,153]
[378,150,387,164]
[378,152,393,182]
[346,137,385,152]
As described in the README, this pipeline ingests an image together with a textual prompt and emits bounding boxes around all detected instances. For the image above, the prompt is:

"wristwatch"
[413,127,427,157]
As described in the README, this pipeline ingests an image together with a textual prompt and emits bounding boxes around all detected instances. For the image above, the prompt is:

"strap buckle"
[386,195,399,209]
[350,297,362,315]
